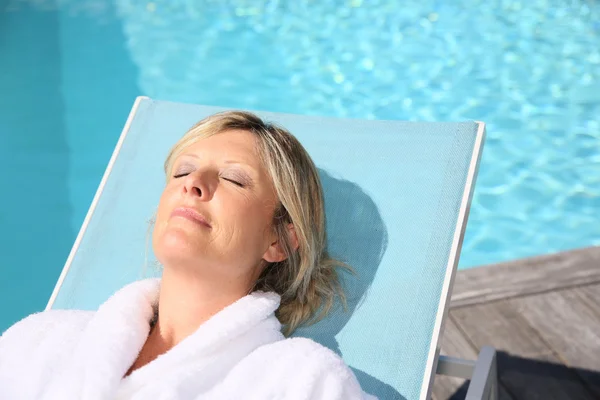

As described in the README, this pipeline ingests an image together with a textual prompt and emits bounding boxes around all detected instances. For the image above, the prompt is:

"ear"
[262,224,299,263]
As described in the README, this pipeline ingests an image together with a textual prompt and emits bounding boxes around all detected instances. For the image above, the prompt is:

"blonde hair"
[164,111,348,336]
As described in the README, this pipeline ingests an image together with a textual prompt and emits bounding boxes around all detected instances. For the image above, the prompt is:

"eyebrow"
[178,154,259,172]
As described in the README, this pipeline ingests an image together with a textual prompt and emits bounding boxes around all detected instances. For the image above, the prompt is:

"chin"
[153,228,207,266]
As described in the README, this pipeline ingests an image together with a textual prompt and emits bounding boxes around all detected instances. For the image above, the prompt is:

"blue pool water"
[1,0,599,331]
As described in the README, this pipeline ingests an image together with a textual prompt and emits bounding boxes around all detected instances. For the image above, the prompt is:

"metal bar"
[436,355,475,379]
[465,346,498,400]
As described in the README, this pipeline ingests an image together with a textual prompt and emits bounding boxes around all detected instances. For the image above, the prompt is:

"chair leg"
[465,346,497,400]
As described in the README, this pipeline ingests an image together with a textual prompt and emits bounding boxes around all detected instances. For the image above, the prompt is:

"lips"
[171,207,212,228]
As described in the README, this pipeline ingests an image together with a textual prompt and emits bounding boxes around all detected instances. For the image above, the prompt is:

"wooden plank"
[452,301,597,399]
[575,284,600,319]
[432,376,467,400]
[440,316,479,359]
[451,302,554,357]
[433,317,515,400]
[451,246,600,308]
[514,287,600,398]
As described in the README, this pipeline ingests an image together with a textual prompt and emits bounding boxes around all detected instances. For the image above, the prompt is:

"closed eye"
[173,172,190,179]
[223,178,244,187]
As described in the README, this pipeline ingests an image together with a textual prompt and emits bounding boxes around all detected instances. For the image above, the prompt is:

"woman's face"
[153,129,283,283]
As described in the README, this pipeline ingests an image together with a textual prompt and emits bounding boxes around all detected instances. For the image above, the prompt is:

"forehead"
[182,129,261,161]
[177,129,269,174]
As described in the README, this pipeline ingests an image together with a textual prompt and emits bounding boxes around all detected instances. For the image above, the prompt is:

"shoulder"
[246,337,375,399]
[0,310,95,398]
[272,337,353,372]
[0,309,94,356]
[2,309,94,338]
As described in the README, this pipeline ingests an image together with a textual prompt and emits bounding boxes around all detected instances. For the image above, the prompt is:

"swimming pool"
[1,0,599,331]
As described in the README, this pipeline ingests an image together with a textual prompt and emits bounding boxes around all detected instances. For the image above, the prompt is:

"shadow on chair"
[294,169,405,400]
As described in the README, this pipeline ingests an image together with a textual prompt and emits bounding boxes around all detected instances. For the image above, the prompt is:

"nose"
[182,171,213,201]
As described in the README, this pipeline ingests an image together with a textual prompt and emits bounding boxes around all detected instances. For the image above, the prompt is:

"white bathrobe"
[0,278,375,400]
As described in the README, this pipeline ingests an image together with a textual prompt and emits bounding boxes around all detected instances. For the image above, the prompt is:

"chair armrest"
[437,355,475,379]
[465,346,498,400]
[436,346,498,400]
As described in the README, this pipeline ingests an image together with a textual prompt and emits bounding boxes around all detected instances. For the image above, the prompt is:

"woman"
[0,111,376,399]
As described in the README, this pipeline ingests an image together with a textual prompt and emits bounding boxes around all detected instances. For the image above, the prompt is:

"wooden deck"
[432,246,600,400]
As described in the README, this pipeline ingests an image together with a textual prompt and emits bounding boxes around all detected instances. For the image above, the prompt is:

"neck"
[124,262,259,377]
[151,265,252,349]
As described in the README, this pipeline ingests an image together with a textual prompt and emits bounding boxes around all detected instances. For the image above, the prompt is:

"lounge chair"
[46,97,497,400]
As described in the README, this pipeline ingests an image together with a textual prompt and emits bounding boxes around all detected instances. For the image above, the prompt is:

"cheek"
[155,198,168,229]
[153,188,175,240]
[225,192,273,231]
[209,198,270,253]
